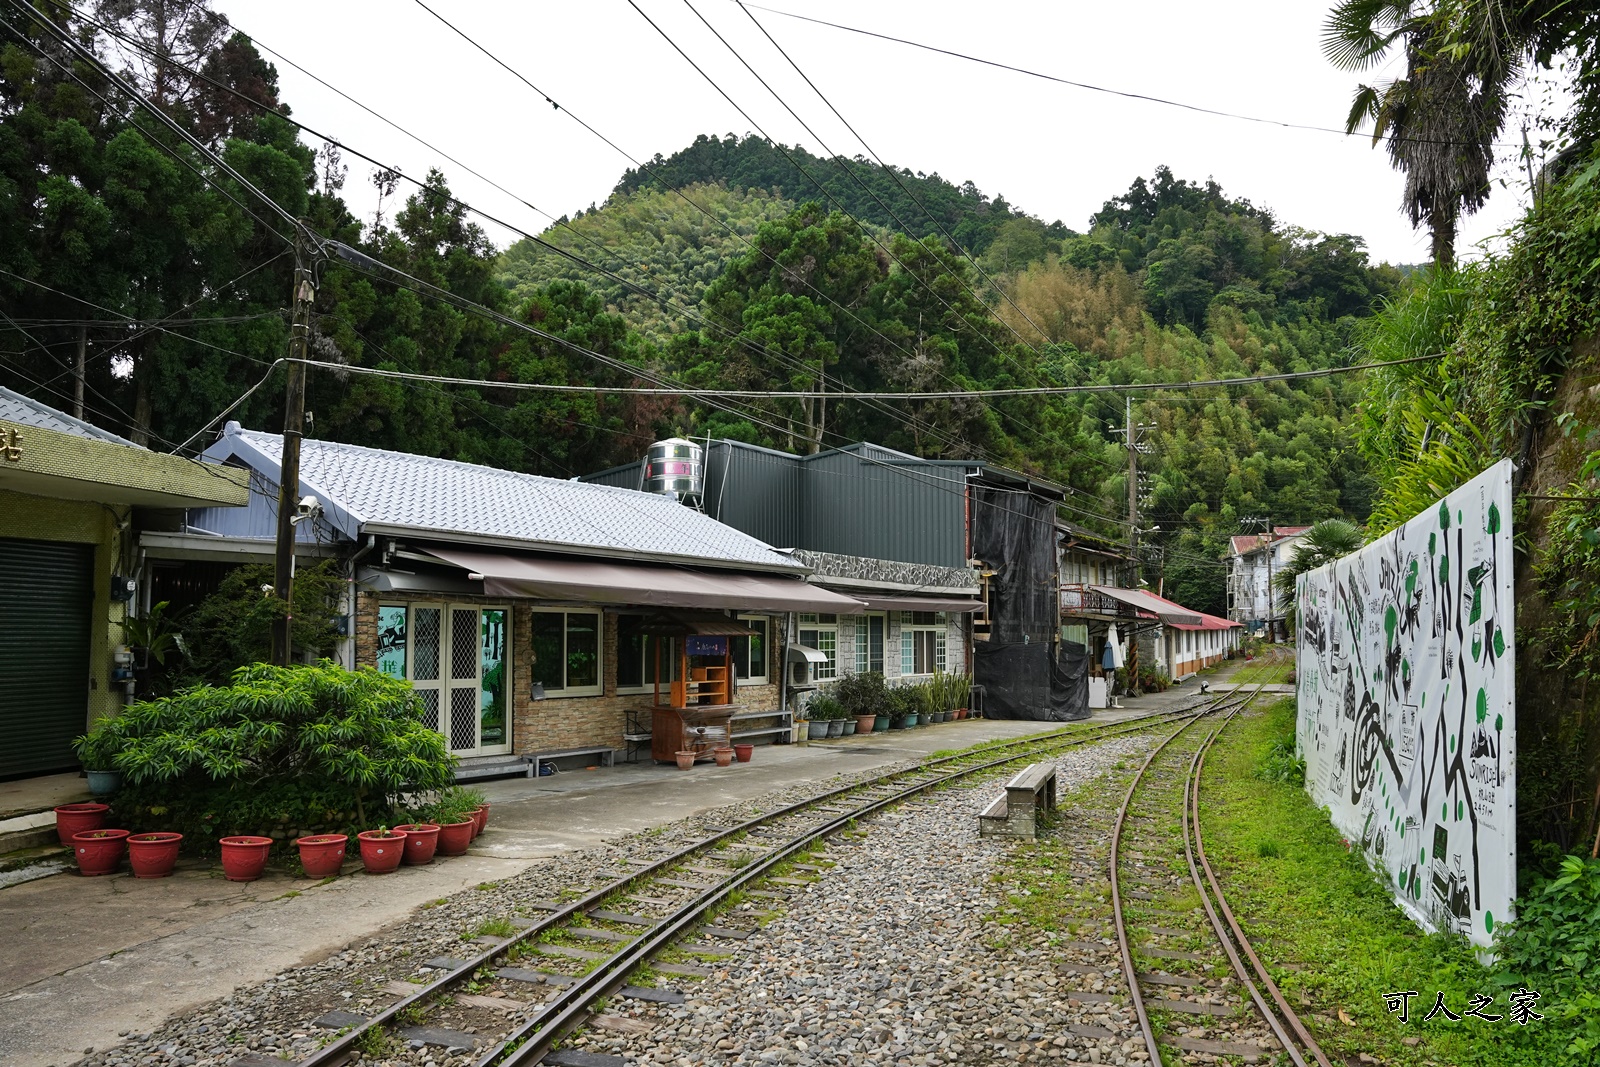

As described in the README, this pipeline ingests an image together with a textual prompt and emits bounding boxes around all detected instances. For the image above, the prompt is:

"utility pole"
[1264,521,1277,643]
[1113,398,1153,692]
[73,324,86,420]
[272,223,316,666]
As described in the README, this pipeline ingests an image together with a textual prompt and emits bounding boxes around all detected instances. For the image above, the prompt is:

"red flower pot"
[713,747,734,768]
[73,828,129,876]
[127,832,183,878]
[295,834,348,878]
[55,802,109,846]
[219,836,273,882]
[357,830,407,874]
[474,804,490,835]
[394,824,439,866]
[436,820,474,856]
[733,743,754,763]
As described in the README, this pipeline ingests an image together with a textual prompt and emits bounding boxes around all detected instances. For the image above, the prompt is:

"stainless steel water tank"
[644,438,704,503]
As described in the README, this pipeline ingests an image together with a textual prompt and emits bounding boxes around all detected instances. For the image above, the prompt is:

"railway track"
[1111,661,1329,1066]
[269,699,1209,1067]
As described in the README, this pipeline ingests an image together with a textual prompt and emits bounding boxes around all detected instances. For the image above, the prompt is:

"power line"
[408,0,1100,484]
[633,0,1127,479]
[282,351,1440,399]
[109,7,988,472]
[737,1,1526,151]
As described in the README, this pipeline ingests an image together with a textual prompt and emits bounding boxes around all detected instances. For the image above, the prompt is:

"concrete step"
[0,809,64,855]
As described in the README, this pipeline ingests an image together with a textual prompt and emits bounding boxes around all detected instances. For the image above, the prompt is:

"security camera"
[297,495,321,516]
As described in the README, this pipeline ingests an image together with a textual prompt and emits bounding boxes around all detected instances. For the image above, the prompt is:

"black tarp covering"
[969,484,1088,721]
[974,640,1090,721]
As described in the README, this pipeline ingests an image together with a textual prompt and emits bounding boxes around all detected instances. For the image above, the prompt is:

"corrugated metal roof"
[206,427,804,573]
[0,385,139,446]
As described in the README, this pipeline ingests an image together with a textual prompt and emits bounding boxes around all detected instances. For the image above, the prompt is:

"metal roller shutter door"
[0,537,93,777]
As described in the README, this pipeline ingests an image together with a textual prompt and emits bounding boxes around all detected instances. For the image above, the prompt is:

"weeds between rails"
[1110,680,1330,1066]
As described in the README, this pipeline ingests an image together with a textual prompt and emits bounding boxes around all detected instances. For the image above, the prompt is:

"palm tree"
[1324,1,1515,269]
[1274,520,1366,632]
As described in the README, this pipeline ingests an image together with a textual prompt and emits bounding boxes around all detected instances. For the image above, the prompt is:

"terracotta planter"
[855,714,876,735]
[55,802,109,846]
[395,824,440,866]
[733,743,754,763]
[713,747,735,768]
[675,749,697,770]
[357,830,407,874]
[73,828,129,877]
[127,832,182,879]
[473,804,490,835]
[219,835,273,882]
[436,820,474,856]
[295,834,348,878]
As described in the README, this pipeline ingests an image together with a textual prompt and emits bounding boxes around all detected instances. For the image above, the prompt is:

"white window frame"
[530,608,604,697]
[854,611,886,675]
[735,614,771,686]
[798,613,839,680]
[899,611,948,677]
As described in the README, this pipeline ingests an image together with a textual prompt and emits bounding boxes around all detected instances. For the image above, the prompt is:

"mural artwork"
[1296,460,1515,951]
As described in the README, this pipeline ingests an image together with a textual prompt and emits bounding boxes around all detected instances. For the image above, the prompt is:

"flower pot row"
[674,744,754,769]
[55,802,490,880]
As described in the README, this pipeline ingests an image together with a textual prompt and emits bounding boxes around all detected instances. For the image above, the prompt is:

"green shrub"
[887,685,919,723]
[1494,855,1600,1061]
[406,786,485,826]
[1256,733,1306,785]
[807,694,845,721]
[80,661,455,851]
[831,671,888,718]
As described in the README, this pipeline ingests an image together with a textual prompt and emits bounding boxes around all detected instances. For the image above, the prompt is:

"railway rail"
[267,698,1209,1067]
[1110,661,1329,1066]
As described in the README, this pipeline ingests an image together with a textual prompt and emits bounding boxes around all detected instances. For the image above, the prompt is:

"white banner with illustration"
[1296,459,1515,950]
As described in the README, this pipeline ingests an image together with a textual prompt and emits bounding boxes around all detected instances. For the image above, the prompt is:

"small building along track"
[1110,668,1331,1067]
[266,705,1208,1067]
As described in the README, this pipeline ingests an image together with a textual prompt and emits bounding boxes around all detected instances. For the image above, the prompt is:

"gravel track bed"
[73,748,980,1067]
[566,732,1162,1067]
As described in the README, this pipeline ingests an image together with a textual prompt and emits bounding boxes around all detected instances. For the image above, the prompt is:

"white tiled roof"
[214,427,803,572]
[0,385,139,445]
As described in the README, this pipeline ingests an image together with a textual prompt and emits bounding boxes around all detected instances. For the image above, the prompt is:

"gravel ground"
[567,732,1161,1067]
[75,728,1167,1067]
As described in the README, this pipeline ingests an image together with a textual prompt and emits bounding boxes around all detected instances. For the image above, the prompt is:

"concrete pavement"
[0,693,1198,1067]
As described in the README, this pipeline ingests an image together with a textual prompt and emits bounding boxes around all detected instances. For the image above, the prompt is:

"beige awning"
[420,547,865,614]
[852,593,985,613]
[1089,585,1203,627]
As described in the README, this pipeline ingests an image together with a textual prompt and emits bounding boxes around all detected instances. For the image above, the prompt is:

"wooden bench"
[977,763,1058,839]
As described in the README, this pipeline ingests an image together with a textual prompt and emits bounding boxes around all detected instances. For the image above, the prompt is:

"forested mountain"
[612,133,1069,256]
[2,2,1402,619]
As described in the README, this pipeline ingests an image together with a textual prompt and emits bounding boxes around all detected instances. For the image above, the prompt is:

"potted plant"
[219,835,273,882]
[675,748,697,770]
[437,818,474,855]
[841,716,857,736]
[833,670,886,737]
[358,827,407,873]
[733,742,754,762]
[807,695,838,739]
[73,828,130,876]
[395,823,440,865]
[54,802,108,845]
[826,700,845,737]
[887,686,916,730]
[295,834,349,878]
[713,746,735,767]
[126,831,183,878]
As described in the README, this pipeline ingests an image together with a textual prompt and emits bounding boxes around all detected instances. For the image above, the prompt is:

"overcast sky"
[222,0,1555,267]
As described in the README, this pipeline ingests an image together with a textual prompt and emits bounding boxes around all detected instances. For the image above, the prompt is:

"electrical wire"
[282,351,1441,399]
[736,1,1527,151]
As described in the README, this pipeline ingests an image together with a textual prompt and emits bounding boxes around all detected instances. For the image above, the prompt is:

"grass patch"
[471,917,516,939]
[1201,698,1565,1066]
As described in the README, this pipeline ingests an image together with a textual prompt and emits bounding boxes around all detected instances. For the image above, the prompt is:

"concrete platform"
[0,687,1206,1067]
